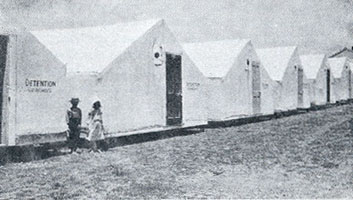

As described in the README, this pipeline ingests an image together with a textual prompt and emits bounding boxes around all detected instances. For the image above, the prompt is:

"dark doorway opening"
[0,35,8,143]
[166,53,182,126]
[298,68,304,107]
[348,69,352,99]
[252,62,261,114]
[327,69,331,103]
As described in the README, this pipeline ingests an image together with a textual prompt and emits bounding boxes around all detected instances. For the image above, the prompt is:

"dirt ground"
[0,105,353,199]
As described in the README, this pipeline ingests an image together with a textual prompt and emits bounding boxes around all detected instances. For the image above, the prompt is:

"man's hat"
[70,98,80,103]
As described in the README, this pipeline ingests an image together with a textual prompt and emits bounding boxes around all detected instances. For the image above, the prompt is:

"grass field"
[0,105,353,199]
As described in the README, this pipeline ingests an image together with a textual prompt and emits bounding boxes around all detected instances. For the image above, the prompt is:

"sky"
[0,0,353,55]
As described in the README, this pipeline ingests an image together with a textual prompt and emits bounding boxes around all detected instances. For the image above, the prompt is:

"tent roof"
[330,47,353,58]
[182,39,250,78]
[328,57,347,78]
[256,46,297,81]
[300,54,326,79]
[30,19,162,73]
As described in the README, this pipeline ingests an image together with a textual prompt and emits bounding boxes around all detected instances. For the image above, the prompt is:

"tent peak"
[328,57,348,78]
[183,39,251,78]
[30,18,163,74]
[256,46,298,81]
[300,54,327,79]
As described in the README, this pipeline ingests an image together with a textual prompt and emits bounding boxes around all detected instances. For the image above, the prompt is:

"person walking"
[86,100,106,152]
[66,98,82,153]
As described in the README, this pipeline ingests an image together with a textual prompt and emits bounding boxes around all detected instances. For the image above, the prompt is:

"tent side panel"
[223,44,252,117]
[181,54,208,125]
[333,64,350,101]
[341,66,350,100]
[260,66,275,115]
[334,66,349,101]
[280,53,299,110]
[302,75,311,108]
[14,33,67,141]
[314,64,328,105]
[306,79,315,105]
[205,79,225,120]
[98,37,166,133]
[281,68,297,110]
[333,78,342,101]
[273,81,282,111]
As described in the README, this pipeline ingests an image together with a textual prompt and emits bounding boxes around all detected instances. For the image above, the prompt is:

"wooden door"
[0,36,8,143]
[298,67,304,107]
[166,53,182,126]
[348,69,352,99]
[252,62,261,114]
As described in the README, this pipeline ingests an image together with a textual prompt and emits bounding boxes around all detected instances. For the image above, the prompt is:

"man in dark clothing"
[66,98,82,153]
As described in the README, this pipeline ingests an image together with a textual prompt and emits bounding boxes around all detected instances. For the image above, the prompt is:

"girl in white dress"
[86,101,105,152]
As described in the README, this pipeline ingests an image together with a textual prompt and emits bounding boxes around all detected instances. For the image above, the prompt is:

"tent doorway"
[327,69,331,103]
[0,35,8,143]
[166,53,182,126]
[251,62,261,114]
[348,69,352,99]
[298,67,304,107]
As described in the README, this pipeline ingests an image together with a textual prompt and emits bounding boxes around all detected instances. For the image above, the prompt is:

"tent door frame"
[165,53,182,126]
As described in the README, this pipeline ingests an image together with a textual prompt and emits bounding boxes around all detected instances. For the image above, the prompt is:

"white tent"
[1,19,208,146]
[256,46,310,111]
[183,39,275,121]
[328,57,351,101]
[0,27,67,145]
[300,54,334,105]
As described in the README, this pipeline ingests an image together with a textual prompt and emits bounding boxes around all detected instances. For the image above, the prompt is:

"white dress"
[86,109,105,141]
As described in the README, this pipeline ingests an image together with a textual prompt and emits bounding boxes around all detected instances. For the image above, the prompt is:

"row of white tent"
[0,19,352,146]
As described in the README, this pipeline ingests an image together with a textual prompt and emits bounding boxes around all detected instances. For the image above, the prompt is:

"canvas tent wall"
[0,27,67,146]
[328,57,351,101]
[183,39,275,121]
[300,54,334,105]
[31,19,208,138]
[256,46,309,111]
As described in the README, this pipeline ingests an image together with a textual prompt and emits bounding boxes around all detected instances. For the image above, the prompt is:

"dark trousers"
[68,125,80,151]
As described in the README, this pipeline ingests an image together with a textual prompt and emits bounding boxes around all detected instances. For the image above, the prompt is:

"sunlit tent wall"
[0,28,67,145]
[183,40,275,121]
[32,19,208,138]
[256,46,308,111]
[328,57,352,101]
[300,54,334,105]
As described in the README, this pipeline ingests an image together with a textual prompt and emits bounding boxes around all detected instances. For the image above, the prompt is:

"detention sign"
[25,79,57,93]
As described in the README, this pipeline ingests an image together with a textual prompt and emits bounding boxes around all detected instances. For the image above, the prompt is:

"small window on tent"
[154,52,160,59]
